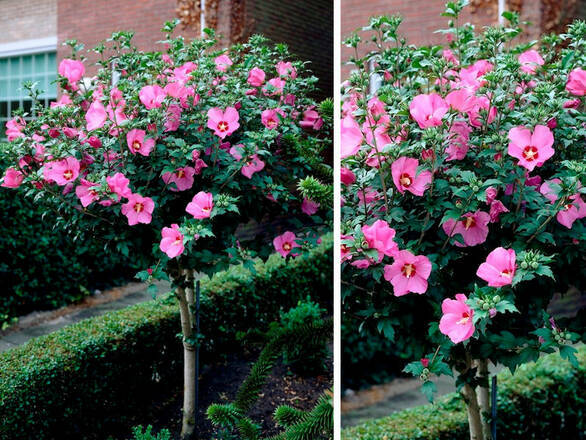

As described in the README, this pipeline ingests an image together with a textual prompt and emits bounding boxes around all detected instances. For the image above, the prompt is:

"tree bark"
[462,383,485,440]
[477,359,492,440]
[176,271,197,440]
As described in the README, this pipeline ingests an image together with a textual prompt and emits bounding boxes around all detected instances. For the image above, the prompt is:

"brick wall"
[56,0,200,75]
[0,0,56,44]
[245,0,334,99]
[341,0,543,78]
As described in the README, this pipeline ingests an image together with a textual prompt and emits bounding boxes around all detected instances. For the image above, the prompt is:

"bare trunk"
[477,359,492,440]
[462,383,485,440]
[176,271,197,440]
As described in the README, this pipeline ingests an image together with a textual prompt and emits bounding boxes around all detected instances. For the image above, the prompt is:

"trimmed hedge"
[0,236,332,440]
[342,346,586,440]
[0,187,143,326]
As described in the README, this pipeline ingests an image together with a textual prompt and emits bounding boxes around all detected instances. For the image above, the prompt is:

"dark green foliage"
[274,406,307,427]
[0,237,332,440]
[130,425,171,440]
[270,298,329,375]
[0,186,142,326]
[342,346,586,440]
[208,316,333,440]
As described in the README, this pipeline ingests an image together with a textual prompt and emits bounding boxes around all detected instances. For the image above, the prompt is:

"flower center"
[217,121,229,132]
[134,202,144,213]
[501,269,513,278]
[457,312,471,325]
[400,173,412,187]
[132,140,142,151]
[283,242,292,251]
[63,170,73,180]
[202,205,211,212]
[401,263,416,278]
[176,169,185,178]
[463,216,476,230]
[173,235,182,245]
[522,145,538,161]
[267,119,277,128]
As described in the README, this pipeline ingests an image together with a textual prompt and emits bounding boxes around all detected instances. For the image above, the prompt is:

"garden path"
[341,375,455,427]
[0,280,170,352]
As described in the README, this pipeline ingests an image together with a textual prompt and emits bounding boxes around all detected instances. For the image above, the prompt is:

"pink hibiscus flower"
[214,54,233,72]
[409,93,448,129]
[85,101,108,131]
[445,121,472,161]
[566,68,586,96]
[5,117,25,141]
[391,157,432,196]
[58,59,85,83]
[276,61,297,79]
[341,167,356,185]
[43,157,80,185]
[107,172,132,198]
[518,50,544,74]
[477,247,516,287]
[383,250,432,296]
[507,125,554,172]
[75,179,100,207]
[127,129,155,156]
[341,116,363,158]
[121,193,155,226]
[186,191,213,219]
[207,107,240,139]
[160,224,185,258]
[362,220,398,259]
[445,89,476,113]
[261,109,280,129]
[139,85,166,109]
[162,166,195,191]
[241,154,265,178]
[299,109,323,131]
[301,198,320,215]
[439,294,475,343]
[273,231,300,258]
[442,210,490,247]
[557,194,586,229]
[247,67,266,86]
[1,168,24,188]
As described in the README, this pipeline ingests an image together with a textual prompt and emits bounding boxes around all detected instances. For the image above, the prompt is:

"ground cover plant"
[341,2,585,438]
[1,20,332,440]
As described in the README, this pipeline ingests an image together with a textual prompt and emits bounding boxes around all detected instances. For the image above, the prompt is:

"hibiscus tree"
[341,6,584,440]
[0,24,332,439]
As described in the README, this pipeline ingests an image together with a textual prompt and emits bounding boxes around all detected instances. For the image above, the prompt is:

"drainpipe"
[498,0,506,26]
[200,0,206,37]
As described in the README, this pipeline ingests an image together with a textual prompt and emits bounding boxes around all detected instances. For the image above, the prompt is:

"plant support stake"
[195,279,201,434]
[491,375,497,440]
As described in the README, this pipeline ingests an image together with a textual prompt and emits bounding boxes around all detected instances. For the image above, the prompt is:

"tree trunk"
[175,271,197,440]
[462,383,485,440]
[477,359,492,440]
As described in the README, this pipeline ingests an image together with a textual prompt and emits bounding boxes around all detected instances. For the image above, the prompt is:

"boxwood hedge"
[0,187,144,327]
[342,346,586,440]
[0,235,332,440]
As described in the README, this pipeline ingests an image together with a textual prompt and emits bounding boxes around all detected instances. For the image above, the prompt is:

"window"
[0,52,57,139]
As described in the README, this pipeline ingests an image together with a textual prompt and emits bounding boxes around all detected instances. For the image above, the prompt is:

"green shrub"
[0,236,332,440]
[342,345,586,440]
[129,426,171,440]
[272,298,329,374]
[0,187,144,325]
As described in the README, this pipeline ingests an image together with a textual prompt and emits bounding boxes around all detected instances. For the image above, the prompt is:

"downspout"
[498,0,506,26]
[200,0,206,37]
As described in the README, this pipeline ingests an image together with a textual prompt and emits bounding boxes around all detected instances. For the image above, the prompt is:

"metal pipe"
[200,0,206,37]
[491,375,498,439]
[498,0,506,26]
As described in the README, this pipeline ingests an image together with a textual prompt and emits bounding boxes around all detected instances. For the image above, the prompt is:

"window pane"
[9,58,20,76]
[0,80,8,99]
[22,55,33,74]
[0,59,8,78]
[34,54,46,74]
